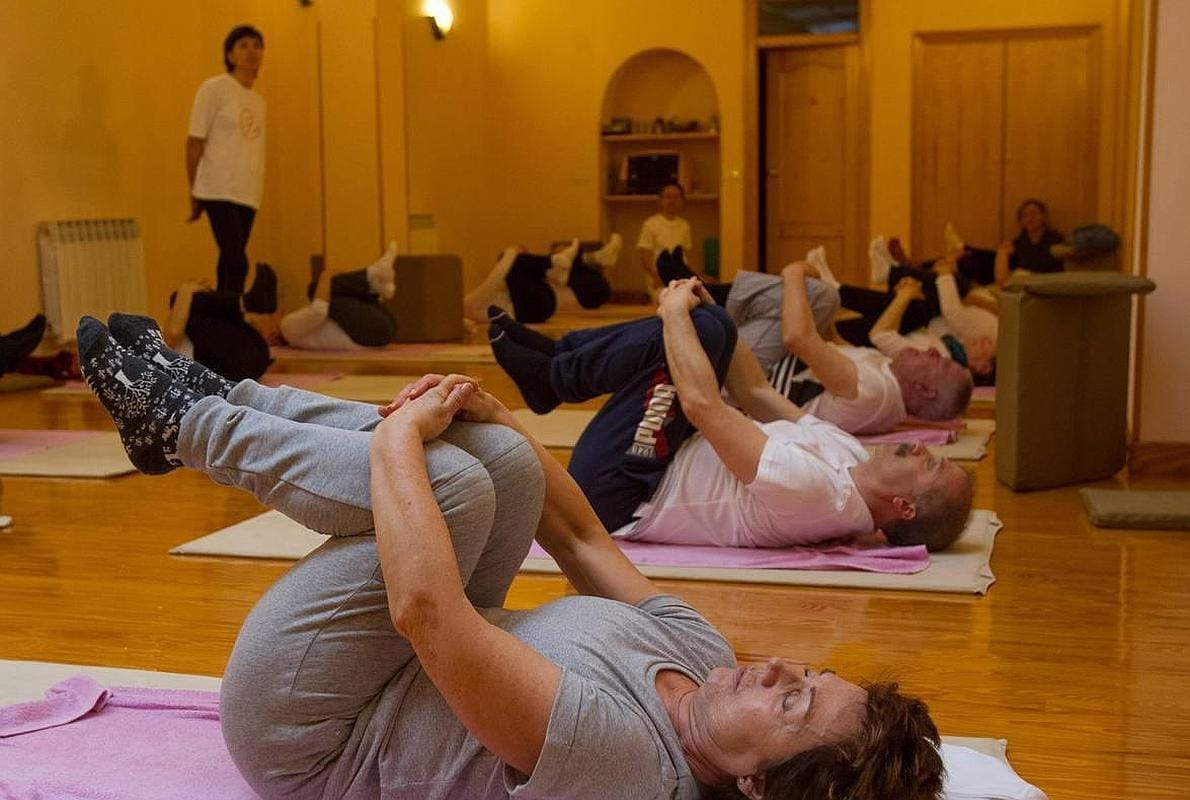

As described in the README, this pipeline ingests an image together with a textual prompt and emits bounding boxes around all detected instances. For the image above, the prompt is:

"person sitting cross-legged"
[76,311,947,800]
[489,279,974,552]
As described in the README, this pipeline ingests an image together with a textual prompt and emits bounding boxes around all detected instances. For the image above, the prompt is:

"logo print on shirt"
[239,108,261,139]
[628,370,677,459]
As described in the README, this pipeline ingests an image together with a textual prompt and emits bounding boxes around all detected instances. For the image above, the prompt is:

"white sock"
[805,245,840,288]
[551,238,579,273]
[582,233,623,268]
[548,238,578,287]
[869,236,894,283]
[366,240,398,299]
[944,222,965,254]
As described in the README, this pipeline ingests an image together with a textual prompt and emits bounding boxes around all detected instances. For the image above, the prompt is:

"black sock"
[243,263,278,313]
[488,306,556,357]
[77,316,202,475]
[0,313,46,372]
[489,323,559,414]
[108,313,234,397]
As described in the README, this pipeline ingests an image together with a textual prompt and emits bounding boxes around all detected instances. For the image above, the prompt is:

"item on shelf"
[662,116,701,133]
[615,150,689,196]
[601,117,633,136]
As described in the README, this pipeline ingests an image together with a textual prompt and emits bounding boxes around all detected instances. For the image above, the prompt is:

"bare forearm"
[185,138,205,190]
[164,288,196,347]
[369,425,471,634]
[780,264,818,350]
[660,305,721,420]
[871,293,913,336]
[723,339,803,424]
[994,249,1011,287]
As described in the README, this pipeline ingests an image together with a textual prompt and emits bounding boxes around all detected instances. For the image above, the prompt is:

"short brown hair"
[884,466,974,552]
[704,682,944,800]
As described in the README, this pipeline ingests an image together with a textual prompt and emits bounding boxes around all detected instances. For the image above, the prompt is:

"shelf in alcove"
[600,132,719,143]
[604,193,719,203]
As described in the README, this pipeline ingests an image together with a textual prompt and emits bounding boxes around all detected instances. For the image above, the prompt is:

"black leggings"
[656,248,731,305]
[505,252,612,324]
[327,269,397,346]
[185,291,271,381]
[202,200,256,294]
[834,261,980,347]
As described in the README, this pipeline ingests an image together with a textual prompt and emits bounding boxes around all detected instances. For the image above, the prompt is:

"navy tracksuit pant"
[553,304,738,532]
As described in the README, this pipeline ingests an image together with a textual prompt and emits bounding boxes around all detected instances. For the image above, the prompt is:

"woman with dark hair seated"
[463,236,621,325]
[77,312,946,800]
[164,262,277,382]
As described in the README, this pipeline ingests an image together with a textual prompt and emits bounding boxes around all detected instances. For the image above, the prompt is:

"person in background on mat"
[489,278,974,553]
[462,235,622,325]
[280,242,399,350]
[77,311,946,800]
[637,182,717,294]
[164,262,277,382]
[835,254,998,385]
[186,25,266,294]
[727,262,973,434]
[0,314,49,378]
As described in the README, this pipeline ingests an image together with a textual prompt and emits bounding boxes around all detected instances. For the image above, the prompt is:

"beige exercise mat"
[171,508,1001,594]
[170,510,329,559]
[523,510,1002,594]
[308,374,420,403]
[0,432,135,477]
[511,408,598,448]
[928,418,996,461]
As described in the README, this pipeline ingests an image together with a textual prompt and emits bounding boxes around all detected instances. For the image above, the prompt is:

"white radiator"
[38,218,149,341]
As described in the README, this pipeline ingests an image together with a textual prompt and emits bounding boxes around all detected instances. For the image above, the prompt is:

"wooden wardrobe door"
[912,38,1006,260]
[1001,32,1100,238]
[764,45,863,281]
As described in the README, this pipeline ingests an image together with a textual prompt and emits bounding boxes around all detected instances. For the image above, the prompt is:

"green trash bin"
[702,236,720,279]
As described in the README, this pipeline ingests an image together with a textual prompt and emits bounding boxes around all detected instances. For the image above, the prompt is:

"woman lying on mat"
[164,262,278,382]
[462,235,622,325]
[76,312,944,800]
[278,241,398,350]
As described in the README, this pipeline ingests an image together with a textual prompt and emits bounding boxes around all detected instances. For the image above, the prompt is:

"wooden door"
[912,38,1006,259]
[764,45,864,281]
[913,28,1100,256]
[1001,32,1100,237]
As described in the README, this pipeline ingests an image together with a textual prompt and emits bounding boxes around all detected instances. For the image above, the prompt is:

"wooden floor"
[2,354,1190,799]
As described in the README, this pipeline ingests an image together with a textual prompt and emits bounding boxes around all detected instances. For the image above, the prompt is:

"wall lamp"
[424,0,454,40]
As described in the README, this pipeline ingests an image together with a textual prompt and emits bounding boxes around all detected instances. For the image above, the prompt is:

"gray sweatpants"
[725,271,841,373]
[175,380,546,799]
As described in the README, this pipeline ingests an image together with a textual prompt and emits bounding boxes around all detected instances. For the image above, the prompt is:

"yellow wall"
[0,1,328,331]
[865,0,1132,251]
[1137,0,1190,443]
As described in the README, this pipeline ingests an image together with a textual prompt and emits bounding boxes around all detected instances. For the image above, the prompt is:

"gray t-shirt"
[366,594,735,799]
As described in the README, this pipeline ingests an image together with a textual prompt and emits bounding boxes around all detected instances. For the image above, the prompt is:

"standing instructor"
[186,25,266,294]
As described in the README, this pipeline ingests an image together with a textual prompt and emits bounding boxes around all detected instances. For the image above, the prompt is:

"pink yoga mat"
[0,430,98,460]
[856,428,956,446]
[0,678,254,799]
[528,539,929,574]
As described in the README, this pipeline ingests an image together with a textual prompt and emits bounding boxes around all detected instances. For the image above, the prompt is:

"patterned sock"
[243,263,278,313]
[77,316,202,475]
[488,305,556,356]
[488,322,559,414]
[108,313,234,397]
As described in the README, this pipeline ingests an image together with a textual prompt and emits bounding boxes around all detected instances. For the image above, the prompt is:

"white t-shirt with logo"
[188,74,266,208]
[770,345,907,435]
[636,213,693,258]
[614,415,874,548]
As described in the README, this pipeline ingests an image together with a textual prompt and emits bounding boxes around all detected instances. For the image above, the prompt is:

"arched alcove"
[598,49,721,298]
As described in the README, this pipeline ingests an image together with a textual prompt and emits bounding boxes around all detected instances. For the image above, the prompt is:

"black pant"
[835,264,975,347]
[186,291,270,381]
[202,200,257,294]
[656,247,731,305]
[557,306,738,531]
[327,269,397,346]
[504,252,612,324]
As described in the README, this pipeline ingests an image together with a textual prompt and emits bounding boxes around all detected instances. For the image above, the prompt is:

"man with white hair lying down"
[489,278,974,552]
[725,261,974,435]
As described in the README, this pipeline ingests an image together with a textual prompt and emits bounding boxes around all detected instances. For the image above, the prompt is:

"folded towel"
[0,675,110,737]
[0,680,253,799]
